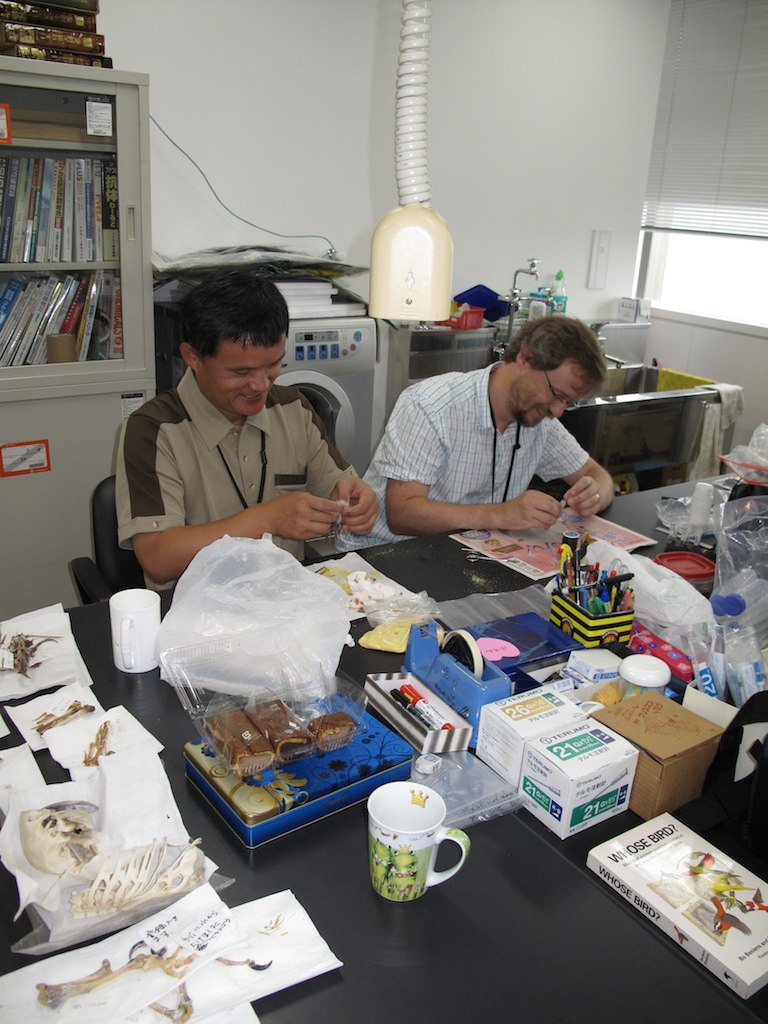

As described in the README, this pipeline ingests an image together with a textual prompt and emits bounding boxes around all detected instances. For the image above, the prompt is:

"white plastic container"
[618,654,671,700]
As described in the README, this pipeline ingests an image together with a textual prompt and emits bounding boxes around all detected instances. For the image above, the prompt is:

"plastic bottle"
[723,613,767,707]
[711,568,768,650]
[552,270,568,314]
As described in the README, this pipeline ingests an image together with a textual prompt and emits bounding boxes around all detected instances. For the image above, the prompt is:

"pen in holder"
[550,591,634,647]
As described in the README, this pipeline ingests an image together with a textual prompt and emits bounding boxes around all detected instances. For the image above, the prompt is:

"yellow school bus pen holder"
[549,592,634,648]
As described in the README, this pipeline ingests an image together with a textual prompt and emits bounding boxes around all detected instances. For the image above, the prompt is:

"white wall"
[97,0,671,322]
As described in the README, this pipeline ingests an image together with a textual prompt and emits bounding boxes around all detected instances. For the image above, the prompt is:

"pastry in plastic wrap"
[246,699,313,761]
[308,711,356,751]
[206,709,274,775]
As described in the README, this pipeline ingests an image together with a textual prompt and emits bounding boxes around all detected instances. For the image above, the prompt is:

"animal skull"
[20,801,100,875]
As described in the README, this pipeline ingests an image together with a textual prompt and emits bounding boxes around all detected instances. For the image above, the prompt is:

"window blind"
[642,0,768,238]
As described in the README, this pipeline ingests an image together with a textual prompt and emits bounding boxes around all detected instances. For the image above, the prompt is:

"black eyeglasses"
[543,369,580,410]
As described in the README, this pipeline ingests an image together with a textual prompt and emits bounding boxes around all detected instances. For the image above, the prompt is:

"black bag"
[676,692,768,859]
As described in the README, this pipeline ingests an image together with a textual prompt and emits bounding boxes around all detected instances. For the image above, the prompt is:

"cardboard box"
[183,711,413,848]
[520,720,638,839]
[475,685,587,788]
[591,692,724,820]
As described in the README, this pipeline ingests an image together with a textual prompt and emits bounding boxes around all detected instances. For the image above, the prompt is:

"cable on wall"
[149,114,338,257]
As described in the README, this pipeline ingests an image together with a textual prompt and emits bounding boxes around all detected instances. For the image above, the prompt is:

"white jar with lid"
[618,654,671,700]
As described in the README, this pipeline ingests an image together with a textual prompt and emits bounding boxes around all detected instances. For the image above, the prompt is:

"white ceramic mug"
[367,781,471,902]
[109,588,161,673]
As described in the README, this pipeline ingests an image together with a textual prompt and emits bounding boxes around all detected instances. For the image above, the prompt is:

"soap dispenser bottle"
[552,270,567,313]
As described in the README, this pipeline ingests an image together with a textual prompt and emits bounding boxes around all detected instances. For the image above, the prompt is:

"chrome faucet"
[498,257,540,350]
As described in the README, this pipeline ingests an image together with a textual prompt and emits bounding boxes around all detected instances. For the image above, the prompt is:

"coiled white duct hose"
[395,1,433,207]
[368,0,452,320]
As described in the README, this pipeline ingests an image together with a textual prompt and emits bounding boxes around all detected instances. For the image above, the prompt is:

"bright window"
[639,232,768,328]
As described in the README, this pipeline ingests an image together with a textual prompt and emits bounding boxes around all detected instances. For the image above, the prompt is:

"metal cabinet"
[0,58,154,618]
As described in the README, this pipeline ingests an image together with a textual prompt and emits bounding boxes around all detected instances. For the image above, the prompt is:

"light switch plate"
[588,230,611,289]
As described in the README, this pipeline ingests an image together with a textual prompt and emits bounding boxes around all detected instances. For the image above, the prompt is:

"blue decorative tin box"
[184,711,414,848]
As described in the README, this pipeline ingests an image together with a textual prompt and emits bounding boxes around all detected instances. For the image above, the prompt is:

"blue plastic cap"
[710,593,747,617]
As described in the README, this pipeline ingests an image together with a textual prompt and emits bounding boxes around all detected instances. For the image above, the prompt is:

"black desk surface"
[3,483,767,1023]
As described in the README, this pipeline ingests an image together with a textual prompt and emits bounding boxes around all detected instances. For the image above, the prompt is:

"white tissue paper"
[44,705,162,780]
[0,883,243,1024]
[0,743,45,817]
[0,604,92,700]
[0,745,216,952]
[124,890,342,1023]
[5,682,105,753]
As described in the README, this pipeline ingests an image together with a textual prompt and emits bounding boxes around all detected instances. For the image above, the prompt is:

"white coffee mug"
[109,588,161,673]
[367,781,471,902]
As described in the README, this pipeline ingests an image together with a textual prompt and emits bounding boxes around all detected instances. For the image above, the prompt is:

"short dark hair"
[502,315,606,391]
[181,270,289,357]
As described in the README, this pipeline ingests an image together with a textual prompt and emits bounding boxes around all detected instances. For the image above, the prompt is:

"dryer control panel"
[284,317,376,374]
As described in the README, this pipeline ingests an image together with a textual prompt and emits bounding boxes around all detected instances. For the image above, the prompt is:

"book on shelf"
[45,155,63,260]
[0,155,7,233]
[35,155,54,262]
[0,274,42,364]
[75,266,102,361]
[0,154,20,261]
[72,156,86,261]
[587,813,768,1000]
[60,155,74,262]
[36,0,99,12]
[91,155,102,261]
[22,154,43,263]
[9,154,30,263]
[106,271,122,358]
[101,152,118,260]
[82,154,93,260]
[0,41,112,66]
[0,3,98,32]
[57,269,87,334]
[9,272,57,364]
[0,274,36,362]
[0,273,24,334]
[0,21,106,54]
[26,271,76,363]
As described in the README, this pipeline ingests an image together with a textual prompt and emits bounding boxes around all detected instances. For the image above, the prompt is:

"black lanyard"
[490,417,522,504]
[217,429,268,509]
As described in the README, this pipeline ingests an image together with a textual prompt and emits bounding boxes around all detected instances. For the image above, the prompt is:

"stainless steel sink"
[560,365,720,475]
[597,363,659,397]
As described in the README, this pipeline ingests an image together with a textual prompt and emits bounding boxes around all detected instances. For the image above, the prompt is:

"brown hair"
[502,316,606,391]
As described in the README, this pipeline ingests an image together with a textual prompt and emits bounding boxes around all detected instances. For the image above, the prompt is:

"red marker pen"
[399,683,455,730]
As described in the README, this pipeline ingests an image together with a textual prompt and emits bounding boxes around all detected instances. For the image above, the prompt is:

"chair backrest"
[93,475,145,593]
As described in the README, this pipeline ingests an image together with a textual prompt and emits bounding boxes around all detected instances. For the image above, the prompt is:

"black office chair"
[69,475,145,603]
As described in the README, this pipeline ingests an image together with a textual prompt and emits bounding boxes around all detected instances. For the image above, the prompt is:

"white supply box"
[475,685,586,788]
[520,720,638,839]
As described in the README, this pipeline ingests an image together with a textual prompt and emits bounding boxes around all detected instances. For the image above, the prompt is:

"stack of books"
[0,154,119,265]
[0,267,122,364]
[0,1,110,68]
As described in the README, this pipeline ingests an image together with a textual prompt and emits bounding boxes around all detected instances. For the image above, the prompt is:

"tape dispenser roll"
[441,629,484,679]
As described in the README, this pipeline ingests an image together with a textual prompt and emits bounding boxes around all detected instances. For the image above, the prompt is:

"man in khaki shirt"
[116,271,377,588]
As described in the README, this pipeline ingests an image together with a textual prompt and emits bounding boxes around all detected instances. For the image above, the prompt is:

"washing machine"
[280,317,377,475]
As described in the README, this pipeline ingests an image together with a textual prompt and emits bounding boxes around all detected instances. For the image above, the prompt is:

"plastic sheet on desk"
[410,750,521,829]
[436,586,551,631]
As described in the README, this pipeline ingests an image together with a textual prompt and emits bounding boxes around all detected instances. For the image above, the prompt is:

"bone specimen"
[34,700,96,736]
[36,943,196,1009]
[70,839,206,918]
[83,720,113,766]
[19,801,100,875]
[36,942,271,1013]
[0,632,59,677]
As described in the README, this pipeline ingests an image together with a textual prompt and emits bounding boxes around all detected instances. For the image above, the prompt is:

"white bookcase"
[0,57,154,618]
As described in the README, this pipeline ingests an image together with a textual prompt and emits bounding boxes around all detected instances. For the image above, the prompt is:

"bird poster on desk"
[451,514,655,581]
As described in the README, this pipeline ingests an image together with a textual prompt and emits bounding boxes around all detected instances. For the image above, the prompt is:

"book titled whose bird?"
[587,813,768,999]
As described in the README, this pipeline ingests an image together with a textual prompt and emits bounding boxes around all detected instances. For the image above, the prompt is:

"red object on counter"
[628,622,694,683]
